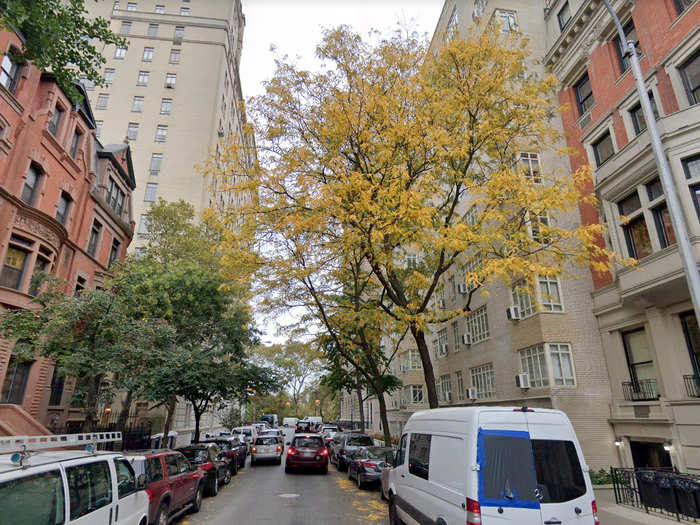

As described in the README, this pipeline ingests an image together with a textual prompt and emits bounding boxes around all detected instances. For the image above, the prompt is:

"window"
[1,354,31,404]
[113,1,119,8]
[406,253,417,269]
[81,77,95,91]
[127,122,139,140]
[114,46,126,59]
[180,7,189,15]
[48,105,64,136]
[445,7,458,40]
[574,73,594,116]
[142,47,154,62]
[106,178,125,215]
[165,73,177,88]
[55,190,71,227]
[147,457,163,482]
[74,275,86,296]
[0,53,20,93]
[96,93,109,109]
[538,275,563,311]
[69,129,82,158]
[120,21,131,35]
[530,211,550,244]
[131,96,144,112]
[620,197,652,258]
[481,433,538,503]
[144,182,158,202]
[155,4,165,13]
[614,20,640,74]
[66,461,113,519]
[512,280,536,318]
[471,363,495,398]
[440,374,452,402]
[397,434,407,466]
[409,385,423,404]
[466,305,489,343]
[150,153,163,175]
[21,164,41,205]
[557,1,572,30]
[169,49,181,64]
[49,368,64,405]
[0,238,30,290]
[464,205,477,226]
[408,348,422,370]
[95,120,103,137]
[438,328,448,355]
[680,49,700,105]
[463,254,481,293]
[139,214,150,234]
[518,152,542,183]
[494,9,517,32]
[452,321,459,349]
[674,0,697,16]
[683,155,700,220]
[127,2,136,10]
[456,370,465,400]
[653,203,676,248]
[137,71,149,86]
[175,455,190,474]
[532,440,586,503]
[87,220,102,257]
[160,98,172,114]
[174,26,185,39]
[29,251,50,296]
[155,125,168,143]
[0,470,65,524]
[630,93,659,135]
[520,344,549,387]
[549,343,575,386]
[115,459,136,498]
[148,23,159,37]
[108,239,121,267]
[408,433,431,480]
[592,132,614,167]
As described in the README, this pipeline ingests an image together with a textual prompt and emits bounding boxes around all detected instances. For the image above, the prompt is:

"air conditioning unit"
[506,305,521,321]
[467,388,478,400]
[439,343,449,356]
[461,333,472,346]
[458,283,469,294]
[516,373,530,389]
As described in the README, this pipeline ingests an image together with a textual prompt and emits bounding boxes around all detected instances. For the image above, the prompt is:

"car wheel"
[223,468,232,485]
[389,498,399,525]
[209,475,219,497]
[190,485,203,513]
[155,503,168,525]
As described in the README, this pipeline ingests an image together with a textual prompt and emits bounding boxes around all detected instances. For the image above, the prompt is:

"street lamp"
[314,399,320,416]
[602,0,700,320]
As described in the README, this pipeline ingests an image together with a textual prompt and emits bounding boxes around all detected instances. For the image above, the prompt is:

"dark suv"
[331,433,374,471]
[126,449,206,525]
[295,420,314,433]
[176,443,230,496]
[285,434,329,474]
[200,436,247,472]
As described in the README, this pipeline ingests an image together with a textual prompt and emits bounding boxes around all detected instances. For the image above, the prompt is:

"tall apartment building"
[544,0,700,472]
[348,0,621,471]
[84,0,251,250]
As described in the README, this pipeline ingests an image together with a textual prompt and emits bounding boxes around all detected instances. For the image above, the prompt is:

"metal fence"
[621,378,660,401]
[684,375,700,398]
[612,467,700,522]
[50,410,152,451]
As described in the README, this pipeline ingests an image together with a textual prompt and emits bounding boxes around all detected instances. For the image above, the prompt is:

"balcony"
[622,379,660,401]
[683,374,700,397]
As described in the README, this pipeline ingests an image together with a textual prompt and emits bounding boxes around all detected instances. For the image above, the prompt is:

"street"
[175,429,388,525]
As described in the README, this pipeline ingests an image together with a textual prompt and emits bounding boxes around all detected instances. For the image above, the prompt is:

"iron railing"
[684,375,700,398]
[622,378,660,401]
[612,467,700,522]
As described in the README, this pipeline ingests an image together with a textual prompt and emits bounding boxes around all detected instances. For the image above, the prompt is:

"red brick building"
[0,29,136,434]
[545,0,700,471]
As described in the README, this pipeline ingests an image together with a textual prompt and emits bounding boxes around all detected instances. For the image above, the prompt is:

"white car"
[321,426,339,439]
[386,407,600,525]
[250,436,283,465]
[0,447,149,525]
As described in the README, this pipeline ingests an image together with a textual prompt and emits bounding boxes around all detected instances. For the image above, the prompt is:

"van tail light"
[592,500,600,524]
[287,447,297,455]
[466,498,481,525]
[145,488,153,504]
[277,445,282,452]
[252,447,257,453]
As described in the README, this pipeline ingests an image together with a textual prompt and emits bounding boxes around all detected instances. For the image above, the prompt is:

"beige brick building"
[345,0,620,471]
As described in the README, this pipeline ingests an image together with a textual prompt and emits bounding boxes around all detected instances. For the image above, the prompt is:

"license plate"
[302,450,314,457]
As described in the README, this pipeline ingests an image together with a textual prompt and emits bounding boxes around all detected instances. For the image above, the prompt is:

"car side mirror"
[136,473,147,490]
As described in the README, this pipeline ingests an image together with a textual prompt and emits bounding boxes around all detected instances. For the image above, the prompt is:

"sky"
[239,0,444,344]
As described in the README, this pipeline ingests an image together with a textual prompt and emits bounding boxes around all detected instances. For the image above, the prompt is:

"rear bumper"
[359,470,382,482]
[286,456,328,468]
[252,452,281,461]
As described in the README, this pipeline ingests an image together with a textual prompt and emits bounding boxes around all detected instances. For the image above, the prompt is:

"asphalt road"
[175,428,388,525]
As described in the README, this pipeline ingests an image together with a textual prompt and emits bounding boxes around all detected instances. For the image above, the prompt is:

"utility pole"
[602,0,700,320]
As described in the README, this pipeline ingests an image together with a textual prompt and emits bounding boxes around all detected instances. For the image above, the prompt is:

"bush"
[590,468,613,485]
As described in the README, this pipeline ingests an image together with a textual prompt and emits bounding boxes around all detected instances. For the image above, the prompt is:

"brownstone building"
[0,29,136,434]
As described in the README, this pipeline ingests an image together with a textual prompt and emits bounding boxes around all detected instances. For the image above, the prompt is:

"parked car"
[0,448,149,525]
[386,407,600,525]
[347,446,394,490]
[200,436,246,471]
[285,434,329,474]
[126,450,205,525]
[176,443,230,496]
[233,426,257,451]
[251,436,284,465]
[330,432,374,471]
[295,420,314,433]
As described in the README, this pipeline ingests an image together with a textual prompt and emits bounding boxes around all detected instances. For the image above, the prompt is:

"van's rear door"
[477,410,543,524]
[525,411,593,525]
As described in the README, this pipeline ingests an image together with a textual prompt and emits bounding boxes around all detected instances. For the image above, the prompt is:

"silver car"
[251,436,283,465]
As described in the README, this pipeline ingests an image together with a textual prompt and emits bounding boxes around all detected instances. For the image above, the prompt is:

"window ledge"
[670,1,699,30]
[0,83,24,115]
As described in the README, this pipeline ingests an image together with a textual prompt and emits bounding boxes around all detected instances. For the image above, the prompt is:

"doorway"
[629,440,672,469]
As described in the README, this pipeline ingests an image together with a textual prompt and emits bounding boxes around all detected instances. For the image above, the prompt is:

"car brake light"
[513,407,535,412]
[466,498,481,525]
[363,461,378,469]
[287,447,297,455]
[320,448,328,455]
[198,461,213,471]
[592,500,600,524]
[277,445,282,452]
[340,450,346,455]
[252,447,257,453]
[145,488,153,504]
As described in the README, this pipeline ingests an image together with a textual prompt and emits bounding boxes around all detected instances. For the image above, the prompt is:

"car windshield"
[366,447,394,461]
[293,437,324,449]
[179,448,208,462]
[237,429,251,436]
[255,437,279,445]
[346,435,373,447]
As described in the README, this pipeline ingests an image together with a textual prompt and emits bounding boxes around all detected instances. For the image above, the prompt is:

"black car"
[331,433,374,471]
[176,443,230,496]
[295,420,314,433]
[347,446,394,489]
[200,436,247,471]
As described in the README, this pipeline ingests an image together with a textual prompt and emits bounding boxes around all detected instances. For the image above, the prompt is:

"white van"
[282,417,298,428]
[386,407,599,525]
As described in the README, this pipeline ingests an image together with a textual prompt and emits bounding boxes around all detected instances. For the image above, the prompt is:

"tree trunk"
[410,323,438,408]
[375,388,392,446]
[162,395,176,442]
[356,381,365,432]
[84,376,101,432]
[117,390,134,430]
[192,404,202,443]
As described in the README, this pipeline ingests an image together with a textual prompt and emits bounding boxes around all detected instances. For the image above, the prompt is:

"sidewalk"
[597,502,695,525]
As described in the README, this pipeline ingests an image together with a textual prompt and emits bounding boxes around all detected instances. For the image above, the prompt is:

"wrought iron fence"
[621,378,660,401]
[684,375,700,398]
[612,467,700,522]
[50,409,152,451]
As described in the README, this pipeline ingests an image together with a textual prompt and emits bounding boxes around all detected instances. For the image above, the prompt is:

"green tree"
[0,0,127,101]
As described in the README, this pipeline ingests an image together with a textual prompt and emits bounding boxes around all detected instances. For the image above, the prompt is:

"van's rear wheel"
[388,497,399,525]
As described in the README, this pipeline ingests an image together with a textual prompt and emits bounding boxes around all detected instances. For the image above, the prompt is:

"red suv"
[285,434,329,474]
[126,449,205,525]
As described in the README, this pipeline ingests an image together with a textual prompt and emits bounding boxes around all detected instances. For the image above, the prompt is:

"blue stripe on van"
[476,428,541,510]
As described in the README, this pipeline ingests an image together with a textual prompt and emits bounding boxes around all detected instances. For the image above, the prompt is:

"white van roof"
[406,406,566,424]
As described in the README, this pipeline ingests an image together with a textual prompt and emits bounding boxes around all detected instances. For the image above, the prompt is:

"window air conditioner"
[467,388,478,400]
[506,305,521,321]
[461,333,472,346]
[458,283,469,294]
[439,343,449,356]
[516,373,530,389]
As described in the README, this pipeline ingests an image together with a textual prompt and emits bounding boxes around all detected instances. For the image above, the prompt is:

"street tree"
[0,0,126,101]
[206,23,627,408]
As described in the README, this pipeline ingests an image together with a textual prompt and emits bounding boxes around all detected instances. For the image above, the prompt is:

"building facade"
[544,0,700,472]
[0,29,136,433]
